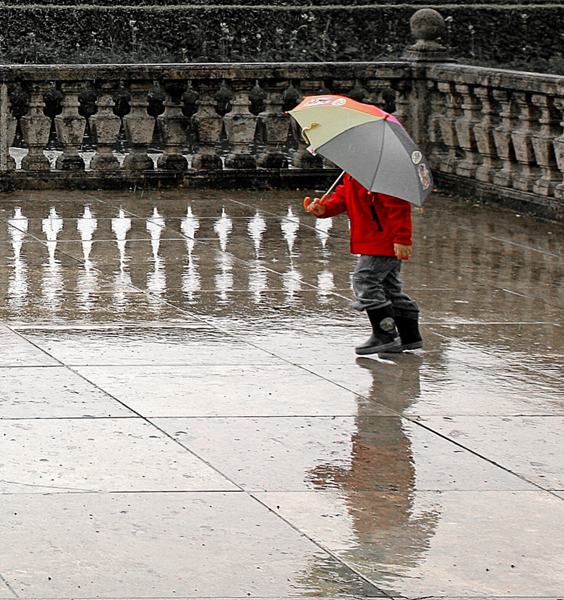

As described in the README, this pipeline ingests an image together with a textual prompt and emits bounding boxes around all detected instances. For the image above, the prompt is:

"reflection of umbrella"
[289,94,433,207]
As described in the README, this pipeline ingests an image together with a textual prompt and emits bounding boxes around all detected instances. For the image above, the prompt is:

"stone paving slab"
[0,492,386,598]
[72,364,391,418]
[254,490,564,596]
[157,416,537,493]
[0,189,563,599]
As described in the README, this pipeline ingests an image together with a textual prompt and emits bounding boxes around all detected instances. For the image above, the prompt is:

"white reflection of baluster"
[247,211,268,303]
[181,206,201,300]
[281,206,299,255]
[76,207,99,313]
[7,208,29,312]
[214,207,232,252]
[112,208,131,270]
[315,216,332,254]
[111,208,132,312]
[181,206,200,247]
[215,252,233,303]
[281,206,302,302]
[146,208,166,311]
[146,207,165,259]
[41,207,64,313]
[249,262,268,304]
[283,266,302,302]
[214,208,234,303]
[317,269,335,303]
[77,206,98,263]
[247,211,267,257]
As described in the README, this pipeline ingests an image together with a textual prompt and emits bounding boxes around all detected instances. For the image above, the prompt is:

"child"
[305,174,423,355]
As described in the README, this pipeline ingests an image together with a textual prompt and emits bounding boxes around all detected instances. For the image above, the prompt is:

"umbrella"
[288,94,434,207]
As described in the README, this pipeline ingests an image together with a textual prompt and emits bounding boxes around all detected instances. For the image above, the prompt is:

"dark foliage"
[0,4,563,74]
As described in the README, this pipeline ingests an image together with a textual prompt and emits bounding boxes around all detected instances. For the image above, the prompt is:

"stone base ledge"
[0,168,341,194]
[435,173,564,223]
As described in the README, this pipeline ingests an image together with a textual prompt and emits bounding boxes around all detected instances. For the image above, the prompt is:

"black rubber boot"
[394,315,424,351]
[355,306,401,355]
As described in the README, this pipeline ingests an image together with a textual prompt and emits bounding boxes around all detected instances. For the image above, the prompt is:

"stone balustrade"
[0,8,562,221]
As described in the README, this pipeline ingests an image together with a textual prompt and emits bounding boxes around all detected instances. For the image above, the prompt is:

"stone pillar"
[157,81,189,171]
[401,8,452,151]
[531,93,560,196]
[473,86,502,183]
[90,81,121,171]
[122,82,155,171]
[492,90,518,188]
[224,81,258,169]
[510,91,540,192]
[257,81,290,169]
[454,83,481,178]
[20,82,51,171]
[0,84,18,171]
[55,82,87,171]
[192,82,223,170]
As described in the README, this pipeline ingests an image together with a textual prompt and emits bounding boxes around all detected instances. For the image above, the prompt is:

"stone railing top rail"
[427,63,564,94]
[0,62,412,82]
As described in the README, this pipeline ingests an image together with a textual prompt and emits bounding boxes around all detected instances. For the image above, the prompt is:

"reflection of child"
[305,174,423,354]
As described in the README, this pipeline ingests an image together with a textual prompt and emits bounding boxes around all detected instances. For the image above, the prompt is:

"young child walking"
[305,173,423,355]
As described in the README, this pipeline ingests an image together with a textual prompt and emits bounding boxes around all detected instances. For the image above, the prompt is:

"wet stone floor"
[0,187,563,600]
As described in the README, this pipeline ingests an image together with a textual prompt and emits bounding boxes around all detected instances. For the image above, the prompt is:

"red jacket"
[319,175,412,256]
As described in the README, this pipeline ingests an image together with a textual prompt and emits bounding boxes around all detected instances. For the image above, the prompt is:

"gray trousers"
[352,255,419,318]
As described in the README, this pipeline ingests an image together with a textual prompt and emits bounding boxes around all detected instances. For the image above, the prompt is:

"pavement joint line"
[428,327,564,384]
[395,413,560,496]
[30,360,253,496]
[0,572,18,598]
[246,491,393,599]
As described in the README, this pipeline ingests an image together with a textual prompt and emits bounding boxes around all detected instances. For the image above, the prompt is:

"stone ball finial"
[410,8,446,43]
[403,8,451,62]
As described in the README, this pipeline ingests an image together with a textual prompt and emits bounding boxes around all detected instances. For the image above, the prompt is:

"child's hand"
[394,243,412,260]
[304,197,326,216]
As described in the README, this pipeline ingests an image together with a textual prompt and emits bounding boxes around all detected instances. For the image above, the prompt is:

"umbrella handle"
[303,194,328,211]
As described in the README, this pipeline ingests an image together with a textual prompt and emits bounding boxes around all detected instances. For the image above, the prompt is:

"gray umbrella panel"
[316,120,433,207]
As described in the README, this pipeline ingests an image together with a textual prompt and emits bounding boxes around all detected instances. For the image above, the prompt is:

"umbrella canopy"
[289,94,433,207]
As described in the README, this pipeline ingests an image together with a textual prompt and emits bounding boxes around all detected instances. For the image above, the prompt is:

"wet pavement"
[0,187,563,599]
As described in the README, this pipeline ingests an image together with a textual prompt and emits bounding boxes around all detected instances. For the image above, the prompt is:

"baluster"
[257,81,290,169]
[510,91,541,191]
[390,78,411,127]
[1,84,18,171]
[364,78,392,111]
[54,82,86,171]
[192,81,223,170]
[90,81,121,171]
[223,81,258,169]
[454,84,481,178]
[473,86,501,183]
[550,96,564,200]
[426,81,448,170]
[122,82,155,171]
[531,94,560,196]
[291,80,324,169]
[157,81,188,171]
[20,82,51,171]
[492,90,518,188]
[436,81,460,173]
